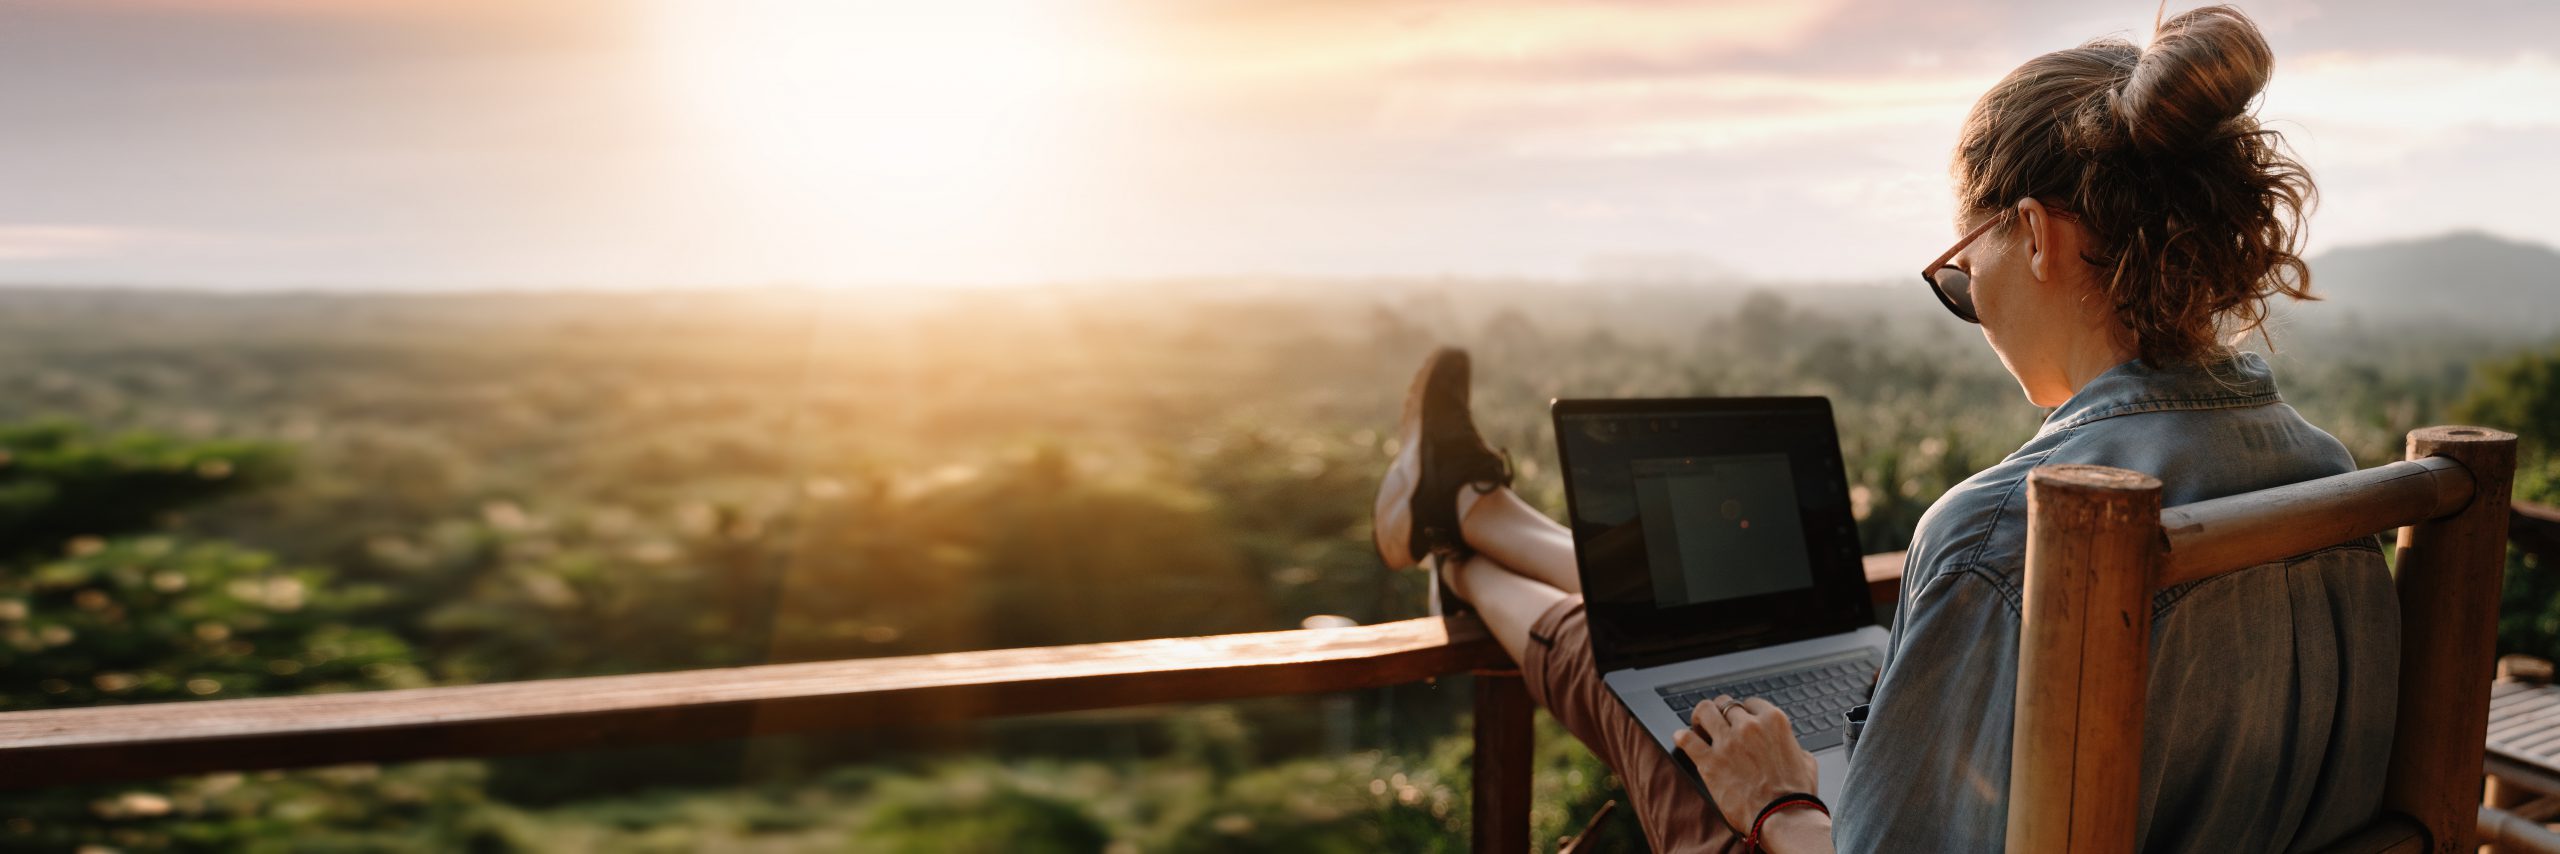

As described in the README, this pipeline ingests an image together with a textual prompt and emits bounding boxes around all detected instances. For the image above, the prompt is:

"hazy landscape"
[2,230,2557,851]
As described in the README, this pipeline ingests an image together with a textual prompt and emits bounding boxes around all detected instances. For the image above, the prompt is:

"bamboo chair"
[2007,426,2519,854]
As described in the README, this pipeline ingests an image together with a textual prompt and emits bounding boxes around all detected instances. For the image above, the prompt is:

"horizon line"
[0,227,2539,297]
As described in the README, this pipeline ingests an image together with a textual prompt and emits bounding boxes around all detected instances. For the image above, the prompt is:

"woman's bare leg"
[1459,487,1580,594]
[1442,552,1568,665]
[1449,549,1737,853]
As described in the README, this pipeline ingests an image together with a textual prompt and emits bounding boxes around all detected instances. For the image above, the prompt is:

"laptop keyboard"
[1657,650,1881,752]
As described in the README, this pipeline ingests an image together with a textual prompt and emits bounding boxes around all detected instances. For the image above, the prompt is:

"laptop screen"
[1553,398,1872,670]
[1630,452,1814,606]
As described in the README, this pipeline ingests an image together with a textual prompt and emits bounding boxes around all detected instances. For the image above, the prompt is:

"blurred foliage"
[857,774,1113,854]
[452,704,1633,853]
[2456,343,2560,460]
[0,537,419,709]
[0,422,450,851]
[0,285,2549,848]
[2454,344,2560,662]
[0,420,287,560]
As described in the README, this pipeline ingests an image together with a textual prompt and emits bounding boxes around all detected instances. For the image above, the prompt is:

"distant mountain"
[2302,230,2560,333]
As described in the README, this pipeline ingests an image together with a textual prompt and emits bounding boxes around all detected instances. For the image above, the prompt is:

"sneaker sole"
[1371,351,1435,570]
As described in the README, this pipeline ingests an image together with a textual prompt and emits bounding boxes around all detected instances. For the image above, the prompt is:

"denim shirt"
[1834,352,2399,853]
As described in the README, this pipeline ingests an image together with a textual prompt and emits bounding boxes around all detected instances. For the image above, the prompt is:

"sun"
[646,0,1090,283]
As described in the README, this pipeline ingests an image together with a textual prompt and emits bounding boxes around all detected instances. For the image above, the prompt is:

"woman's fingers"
[1740,696,1784,723]
[1673,728,1713,767]
[1678,693,1826,834]
[1691,693,1737,742]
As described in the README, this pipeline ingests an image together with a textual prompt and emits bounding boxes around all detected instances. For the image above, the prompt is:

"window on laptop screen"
[1556,404,1855,623]
[1629,453,1814,606]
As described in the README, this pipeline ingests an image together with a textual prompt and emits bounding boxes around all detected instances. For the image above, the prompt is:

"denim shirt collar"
[2036,351,2281,437]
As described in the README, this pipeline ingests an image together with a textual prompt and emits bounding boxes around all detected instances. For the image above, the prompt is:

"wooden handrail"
[1864,494,2554,613]
[0,557,1911,802]
[0,615,1511,788]
[2517,500,2560,565]
[2312,813,2426,853]
[2482,804,2560,854]
[2161,456,2475,586]
[1863,550,1906,606]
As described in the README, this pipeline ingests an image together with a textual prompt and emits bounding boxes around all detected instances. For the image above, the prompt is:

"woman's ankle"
[1455,484,1492,532]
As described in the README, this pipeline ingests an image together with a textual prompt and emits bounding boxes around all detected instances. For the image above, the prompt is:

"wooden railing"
[0,614,1533,780]
[2517,500,2560,565]
[0,549,1903,851]
[0,487,2551,850]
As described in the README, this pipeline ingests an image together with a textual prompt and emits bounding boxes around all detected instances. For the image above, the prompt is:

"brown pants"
[1524,595,1737,853]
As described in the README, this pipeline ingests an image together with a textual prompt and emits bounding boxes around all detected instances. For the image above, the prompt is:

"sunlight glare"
[649,0,1093,283]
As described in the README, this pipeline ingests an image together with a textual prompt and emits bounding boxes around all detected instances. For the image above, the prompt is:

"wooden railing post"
[2008,464,2163,853]
[2385,426,2518,854]
[1472,672,1533,854]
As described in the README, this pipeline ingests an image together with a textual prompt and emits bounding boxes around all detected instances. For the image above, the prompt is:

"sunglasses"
[1920,205,2076,324]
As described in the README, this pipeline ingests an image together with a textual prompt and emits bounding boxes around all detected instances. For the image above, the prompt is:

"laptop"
[1550,396,1889,805]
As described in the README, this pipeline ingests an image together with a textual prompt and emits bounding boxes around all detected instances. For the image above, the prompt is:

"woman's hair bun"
[1956,4,2314,368]
[2115,5,2275,156]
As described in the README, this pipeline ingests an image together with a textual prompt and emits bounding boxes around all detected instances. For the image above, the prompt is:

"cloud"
[1134,0,1852,86]
[1375,70,1982,158]
[69,0,573,20]
[2267,50,2560,166]
[0,225,146,260]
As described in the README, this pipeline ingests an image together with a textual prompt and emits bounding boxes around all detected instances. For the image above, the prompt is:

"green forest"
[1,282,2555,852]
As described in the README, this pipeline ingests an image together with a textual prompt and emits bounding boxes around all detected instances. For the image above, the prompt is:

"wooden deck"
[2488,680,2560,789]
[2485,679,2560,853]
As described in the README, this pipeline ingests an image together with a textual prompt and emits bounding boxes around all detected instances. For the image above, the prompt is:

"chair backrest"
[2006,425,2519,854]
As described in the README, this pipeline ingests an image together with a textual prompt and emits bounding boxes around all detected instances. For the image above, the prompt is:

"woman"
[1371,7,2396,851]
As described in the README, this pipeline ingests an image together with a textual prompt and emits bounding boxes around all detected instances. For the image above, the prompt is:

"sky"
[1,0,2555,290]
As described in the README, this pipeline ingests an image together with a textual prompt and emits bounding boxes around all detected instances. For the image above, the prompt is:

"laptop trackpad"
[1814,747,1847,805]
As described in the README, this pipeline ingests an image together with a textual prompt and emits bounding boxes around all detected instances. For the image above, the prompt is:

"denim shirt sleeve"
[1833,566,2016,852]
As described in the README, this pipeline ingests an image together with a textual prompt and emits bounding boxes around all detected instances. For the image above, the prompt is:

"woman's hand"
[1673,695,1829,850]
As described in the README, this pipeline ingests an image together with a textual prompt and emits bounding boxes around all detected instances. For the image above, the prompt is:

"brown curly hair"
[1954,5,2316,367]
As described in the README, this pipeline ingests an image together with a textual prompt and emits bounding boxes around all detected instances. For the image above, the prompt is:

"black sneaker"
[1373,347,1513,574]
